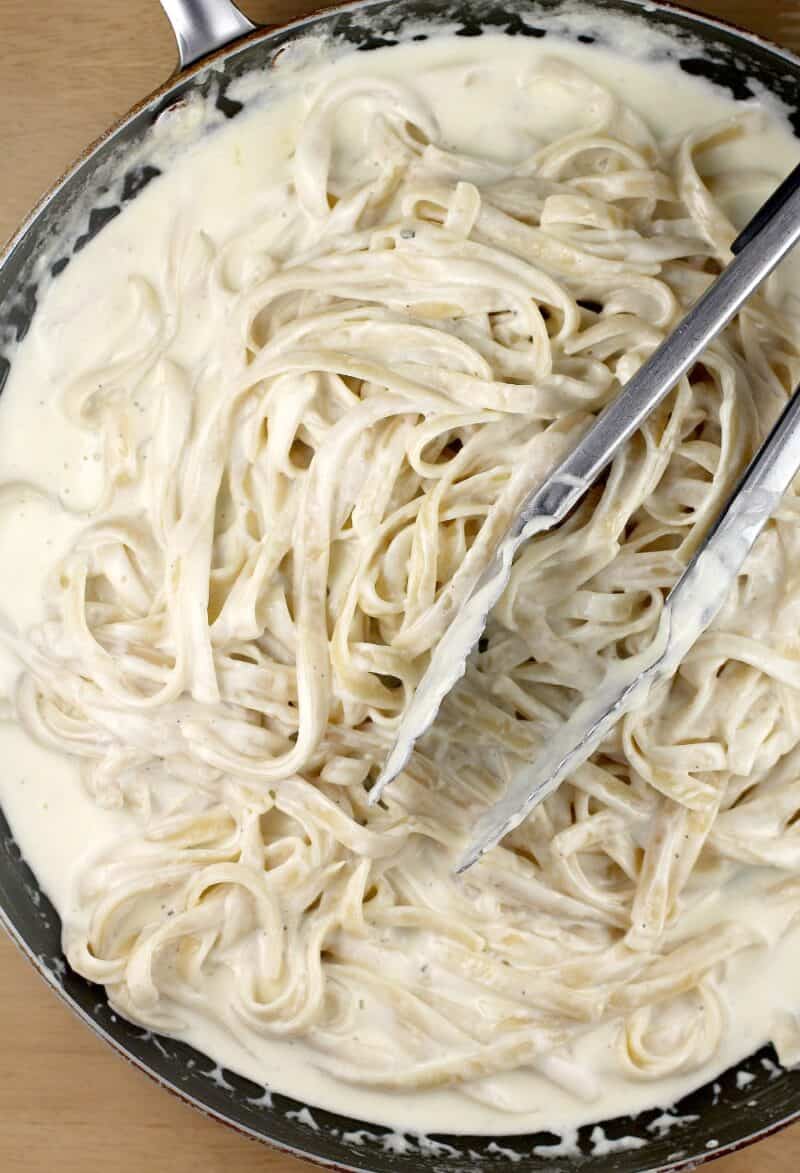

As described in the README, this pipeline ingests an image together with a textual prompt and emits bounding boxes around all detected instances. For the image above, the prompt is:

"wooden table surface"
[2,1,800,1170]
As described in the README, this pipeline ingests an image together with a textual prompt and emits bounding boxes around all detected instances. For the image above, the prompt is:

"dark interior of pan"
[1,1,800,1169]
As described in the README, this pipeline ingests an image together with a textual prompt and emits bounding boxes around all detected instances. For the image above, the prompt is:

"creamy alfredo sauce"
[2,29,800,1136]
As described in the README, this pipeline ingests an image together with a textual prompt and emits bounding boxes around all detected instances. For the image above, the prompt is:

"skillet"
[2,1,800,1169]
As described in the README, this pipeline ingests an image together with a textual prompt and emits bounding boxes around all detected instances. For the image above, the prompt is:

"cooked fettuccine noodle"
[4,43,800,1118]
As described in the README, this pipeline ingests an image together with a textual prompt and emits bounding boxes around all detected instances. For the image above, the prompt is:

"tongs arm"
[459,380,800,871]
[372,162,800,809]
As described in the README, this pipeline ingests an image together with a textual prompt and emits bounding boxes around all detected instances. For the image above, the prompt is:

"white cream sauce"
[2,27,800,1137]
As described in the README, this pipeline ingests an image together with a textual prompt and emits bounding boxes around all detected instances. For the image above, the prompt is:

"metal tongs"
[370,161,800,869]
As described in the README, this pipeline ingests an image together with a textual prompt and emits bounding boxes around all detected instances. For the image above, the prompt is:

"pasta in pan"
[5,48,800,1114]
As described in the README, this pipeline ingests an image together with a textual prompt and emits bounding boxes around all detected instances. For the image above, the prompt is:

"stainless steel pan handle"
[159,0,257,68]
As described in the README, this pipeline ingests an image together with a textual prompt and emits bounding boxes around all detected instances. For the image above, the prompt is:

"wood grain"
[1,1,799,1170]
